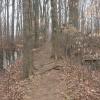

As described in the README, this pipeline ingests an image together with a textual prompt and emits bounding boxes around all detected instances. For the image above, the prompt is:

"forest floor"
[0,42,100,100]
[23,42,100,100]
[23,42,67,100]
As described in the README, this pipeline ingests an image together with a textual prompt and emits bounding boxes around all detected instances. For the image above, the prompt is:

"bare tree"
[34,0,39,48]
[23,0,34,78]
[68,0,79,28]
[0,0,3,69]
[51,0,62,59]
[11,0,15,60]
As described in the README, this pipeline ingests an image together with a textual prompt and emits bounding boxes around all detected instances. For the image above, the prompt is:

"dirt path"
[24,70,66,100]
[23,43,66,100]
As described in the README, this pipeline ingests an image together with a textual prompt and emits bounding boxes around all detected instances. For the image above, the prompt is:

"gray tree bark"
[51,0,62,59]
[34,0,39,48]
[11,0,15,61]
[0,0,3,69]
[68,0,79,28]
[23,0,34,78]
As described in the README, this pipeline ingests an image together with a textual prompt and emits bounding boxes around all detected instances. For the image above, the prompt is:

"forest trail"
[23,42,67,100]
[23,42,100,100]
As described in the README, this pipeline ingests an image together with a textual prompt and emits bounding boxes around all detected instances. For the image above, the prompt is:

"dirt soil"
[0,42,100,100]
[23,42,100,100]
[23,42,67,100]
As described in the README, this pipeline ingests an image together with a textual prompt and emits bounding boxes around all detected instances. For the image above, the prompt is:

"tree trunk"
[34,0,39,48]
[11,0,15,61]
[0,49,3,69]
[64,0,68,25]
[23,0,34,78]
[51,0,62,59]
[0,0,3,69]
[68,0,79,28]
[59,0,61,27]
